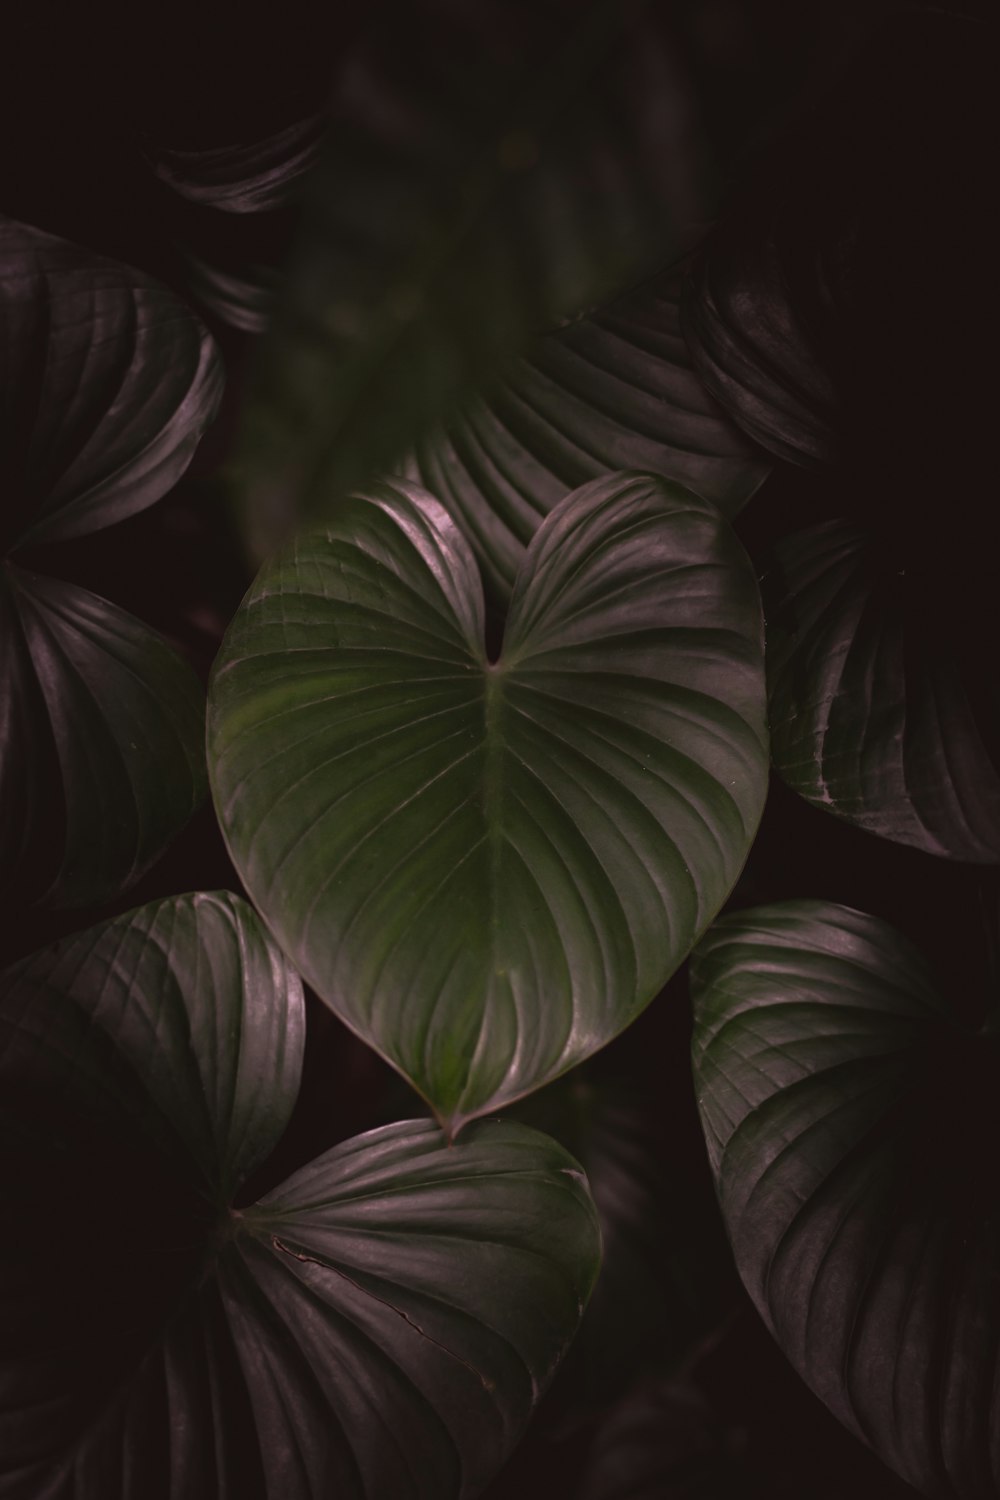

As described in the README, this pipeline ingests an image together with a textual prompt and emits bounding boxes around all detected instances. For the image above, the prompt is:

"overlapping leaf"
[208,472,768,1131]
[766,520,1000,861]
[405,268,770,603]
[0,218,223,905]
[0,218,223,549]
[243,0,716,515]
[690,900,1000,1499]
[0,891,600,1500]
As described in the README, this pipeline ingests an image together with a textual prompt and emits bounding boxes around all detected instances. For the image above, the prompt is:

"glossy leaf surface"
[209,473,768,1130]
[691,900,1000,1499]
[0,892,600,1500]
[0,218,223,550]
[244,0,714,515]
[0,219,222,905]
[766,520,1000,862]
[0,566,208,906]
[406,268,769,603]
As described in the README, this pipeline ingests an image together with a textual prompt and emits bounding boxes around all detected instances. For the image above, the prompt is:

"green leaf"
[243,0,716,516]
[405,267,770,604]
[766,520,1000,862]
[1,892,601,1500]
[0,218,223,905]
[208,472,768,1130]
[0,217,223,550]
[0,567,208,906]
[690,900,1000,1499]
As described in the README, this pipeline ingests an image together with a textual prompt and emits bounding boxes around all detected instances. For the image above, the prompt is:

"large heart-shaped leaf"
[0,891,601,1500]
[766,520,1000,862]
[690,899,1000,1499]
[243,0,715,515]
[208,472,768,1131]
[0,218,223,905]
[404,267,770,604]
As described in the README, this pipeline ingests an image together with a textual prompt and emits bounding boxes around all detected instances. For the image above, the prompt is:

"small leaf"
[208,472,768,1130]
[146,113,327,214]
[406,267,770,604]
[0,892,601,1500]
[766,520,1000,862]
[0,217,223,550]
[0,567,208,906]
[690,900,1000,1499]
[243,0,716,514]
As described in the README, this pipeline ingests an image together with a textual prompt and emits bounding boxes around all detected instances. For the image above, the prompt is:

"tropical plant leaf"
[243,0,715,518]
[0,217,223,905]
[690,899,1000,1499]
[678,11,989,483]
[0,891,601,1500]
[146,113,327,213]
[766,520,1000,862]
[0,217,223,550]
[208,472,768,1131]
[510,1069,730,1408]
[405,267,770,604]
[0,566,208,906]
[179,248,278,335]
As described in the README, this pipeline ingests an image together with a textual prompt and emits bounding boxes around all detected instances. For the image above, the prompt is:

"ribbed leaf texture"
[690,900,1000,1499]
[208,472,768,1130]
[0,892,601,1500]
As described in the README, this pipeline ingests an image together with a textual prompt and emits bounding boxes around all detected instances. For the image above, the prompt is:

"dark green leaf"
[0,567,208,906]
[766,520,1000,862]
[1,892,600,1500]
[690,900,1000,1499]
[0,218,223,550]
[208,472,768,1130]
[243,0,716,515]
[405,268,769,604]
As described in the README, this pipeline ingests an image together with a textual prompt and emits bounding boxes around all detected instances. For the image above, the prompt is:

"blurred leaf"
[766,520,1000,862]
[405,266,770,604]
[208,471,768,1131]
[0,218,222,905]
[1,891,601,1500]
[243,0,717,519]
[578,1376,745,1500]
[145,113,328,214]
[690,899,1000,1499]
